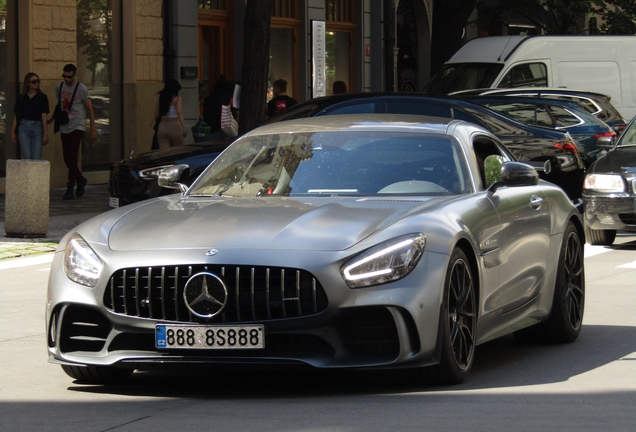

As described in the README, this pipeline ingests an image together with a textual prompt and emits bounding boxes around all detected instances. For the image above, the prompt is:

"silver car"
[46,115,585,385]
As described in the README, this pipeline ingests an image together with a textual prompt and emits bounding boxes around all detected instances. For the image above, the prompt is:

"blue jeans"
[18,119,44,160]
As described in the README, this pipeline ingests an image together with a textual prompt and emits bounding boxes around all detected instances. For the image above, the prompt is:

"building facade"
[0,0,435,192]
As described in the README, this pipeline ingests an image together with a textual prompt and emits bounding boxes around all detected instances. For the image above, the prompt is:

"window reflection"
[77,0,117,170]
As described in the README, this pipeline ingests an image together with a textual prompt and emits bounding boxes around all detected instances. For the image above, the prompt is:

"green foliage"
[76,0,111,85]
[596,0,636,34]
[476,0,635,35]
[484,155,503,188]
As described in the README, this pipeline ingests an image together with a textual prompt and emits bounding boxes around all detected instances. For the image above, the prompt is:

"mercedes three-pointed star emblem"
[183,272,228,318]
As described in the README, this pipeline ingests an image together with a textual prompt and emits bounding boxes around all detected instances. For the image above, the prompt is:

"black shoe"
[63,184,75,200]
[76,176,88,197]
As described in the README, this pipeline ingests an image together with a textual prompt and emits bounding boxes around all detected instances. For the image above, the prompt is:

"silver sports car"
[46,115,585,385]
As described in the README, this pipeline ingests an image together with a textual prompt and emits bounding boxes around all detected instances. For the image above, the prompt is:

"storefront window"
[269,1,299,100]
[325,0,355,95]
[269,28,295,98]
[77,0,121,170]
[326,31,350,94]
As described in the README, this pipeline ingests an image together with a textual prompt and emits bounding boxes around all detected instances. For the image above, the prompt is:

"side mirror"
[158,164,189,194]
[487,159,539,193]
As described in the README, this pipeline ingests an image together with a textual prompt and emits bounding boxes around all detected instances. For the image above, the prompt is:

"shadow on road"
[61,324,635,398]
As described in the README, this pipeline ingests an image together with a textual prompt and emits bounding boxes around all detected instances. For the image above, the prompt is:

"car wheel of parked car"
[62,365,134,384]
[514,222,585,344]
[413,248,476,385]
[584,224,616,246]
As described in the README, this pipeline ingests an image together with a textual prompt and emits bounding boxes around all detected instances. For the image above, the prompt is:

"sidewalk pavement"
[0,183,112,260]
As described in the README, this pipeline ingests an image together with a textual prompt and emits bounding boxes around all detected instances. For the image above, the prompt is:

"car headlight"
[583,174,625,193]
[341,233,425,288]
[139,165,174,179]
[63,234,104,287]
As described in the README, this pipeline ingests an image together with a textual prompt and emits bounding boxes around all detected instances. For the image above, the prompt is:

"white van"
[423,35,636,120]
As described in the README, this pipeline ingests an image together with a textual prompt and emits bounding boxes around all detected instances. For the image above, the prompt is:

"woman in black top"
[11,72,50,159]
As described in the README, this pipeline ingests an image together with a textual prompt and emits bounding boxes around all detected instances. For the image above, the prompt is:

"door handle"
[530,195,543,209]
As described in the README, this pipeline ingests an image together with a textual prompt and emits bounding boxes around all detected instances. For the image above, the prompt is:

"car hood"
[590,146,636,175]
[107,195,443,252]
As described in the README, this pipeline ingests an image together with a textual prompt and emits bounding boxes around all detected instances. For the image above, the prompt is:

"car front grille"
[104,264,328,323]
[109,166,133,190]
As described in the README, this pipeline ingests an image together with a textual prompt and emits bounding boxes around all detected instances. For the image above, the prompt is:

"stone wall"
[135,0,163,82]
[31,0,77,82]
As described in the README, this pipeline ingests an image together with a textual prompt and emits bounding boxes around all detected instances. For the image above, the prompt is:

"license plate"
[155,324,264,350]
[108,196,120,208]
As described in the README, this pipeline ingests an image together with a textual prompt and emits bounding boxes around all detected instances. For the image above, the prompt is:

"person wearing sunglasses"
[11,72,50,160]
[51,63,97,200]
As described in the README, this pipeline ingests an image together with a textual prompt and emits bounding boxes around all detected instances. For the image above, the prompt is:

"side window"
[498,63,548,88]
[548,106,584,127]
[457,108,530,137]
[473,136,506,189]
[385,101,453,118]
[485,102,553,127]
[324,102,377,115]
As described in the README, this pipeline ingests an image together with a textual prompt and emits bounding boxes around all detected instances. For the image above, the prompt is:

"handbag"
[220,98,238,138]
[54,82,78,133]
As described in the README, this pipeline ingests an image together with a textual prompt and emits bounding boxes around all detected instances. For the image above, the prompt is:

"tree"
[76,0,111,87]
[476,0,635,36]
[430,0,479,76]
[238,0,273,134]
[597,0,636,34]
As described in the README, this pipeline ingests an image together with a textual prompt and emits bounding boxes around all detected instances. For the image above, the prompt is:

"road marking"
[0,253,54,270]
[617,261,636,268]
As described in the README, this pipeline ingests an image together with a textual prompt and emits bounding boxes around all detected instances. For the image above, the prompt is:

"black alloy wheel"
[413,247,476,385]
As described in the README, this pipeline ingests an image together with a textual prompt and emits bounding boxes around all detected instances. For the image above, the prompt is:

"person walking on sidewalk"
[154,79,187,149]
[51,64,97,200]
[11,72,50,160]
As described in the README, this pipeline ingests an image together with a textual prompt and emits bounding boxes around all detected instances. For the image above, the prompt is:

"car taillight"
[613,124,626,134]
[594,131,616,140]
[554,141,580,153]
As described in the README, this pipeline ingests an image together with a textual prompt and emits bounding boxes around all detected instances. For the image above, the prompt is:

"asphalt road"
[1,236,635,432]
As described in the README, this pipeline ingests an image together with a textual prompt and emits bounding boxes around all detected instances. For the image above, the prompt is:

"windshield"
[189,131,471,197]
[423,63,504,95]
[617,120,636,147]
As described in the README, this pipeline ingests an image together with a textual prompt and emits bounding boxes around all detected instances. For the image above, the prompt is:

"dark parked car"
[109,93,586,206]
[108,139,233,207]
[582,115,636,245]
[461,95,616,168]
[451,87,627,135]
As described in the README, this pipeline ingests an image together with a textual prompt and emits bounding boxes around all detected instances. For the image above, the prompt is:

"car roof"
[247,113,480,136]
[450,87,613,99]
[264,92,568,138]
[461,95,604,118]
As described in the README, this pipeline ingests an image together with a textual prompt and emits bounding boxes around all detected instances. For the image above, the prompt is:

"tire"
[514,221,585,344]
[413,248,477,385]
[584,224,616,246]
[62,365,134,384]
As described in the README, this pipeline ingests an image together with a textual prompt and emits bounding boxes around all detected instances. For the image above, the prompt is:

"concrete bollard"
[4,159,50,238]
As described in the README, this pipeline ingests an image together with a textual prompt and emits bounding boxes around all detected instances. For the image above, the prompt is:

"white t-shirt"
[55,81,90,133]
